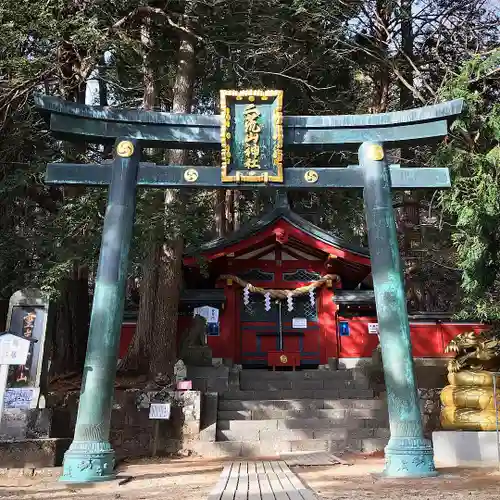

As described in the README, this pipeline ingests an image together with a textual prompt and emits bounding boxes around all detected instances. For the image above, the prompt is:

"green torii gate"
[35,91,463,483]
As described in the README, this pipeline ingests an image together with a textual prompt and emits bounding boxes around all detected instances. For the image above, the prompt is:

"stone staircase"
[197,368,390,458]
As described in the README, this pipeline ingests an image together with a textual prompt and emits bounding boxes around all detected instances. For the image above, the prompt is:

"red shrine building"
[120,202,488,368]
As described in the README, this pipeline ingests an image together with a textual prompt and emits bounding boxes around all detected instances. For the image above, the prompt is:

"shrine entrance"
[240,292,321,367]
[183,199,373,368]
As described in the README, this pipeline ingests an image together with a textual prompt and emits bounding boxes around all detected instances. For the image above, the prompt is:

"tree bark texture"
[397,0,428,310]
[370,0,392,113]
[141,16,155,111]
[50,51,90,374]
[119,245,159,374]
[50,264,90,376]
[121,20,196,381]
[233,190,241,231]
[225,189,234,234]
[119,15,160,376]
[215,190,226,237]
[151,29,196,381]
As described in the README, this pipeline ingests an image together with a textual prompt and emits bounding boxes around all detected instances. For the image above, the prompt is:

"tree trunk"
[399,0,413,112]
[141,16,155,110]
[121,19,197,381]
[150,29,196,381]
[233,190,241,231]
[224,190,233,234]
[50,264,89,376]
[120,245,159,374]
[149,238,184,382]
[215,190,226,237]
[119,14,160,375]
[50,58,90,375]
[370,0,392,113]
[397,0,427,311]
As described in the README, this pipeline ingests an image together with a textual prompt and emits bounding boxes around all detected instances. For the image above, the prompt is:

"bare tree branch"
[110,6,202,42]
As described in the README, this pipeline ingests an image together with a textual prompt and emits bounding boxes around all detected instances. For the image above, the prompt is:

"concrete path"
[207,461,317,500]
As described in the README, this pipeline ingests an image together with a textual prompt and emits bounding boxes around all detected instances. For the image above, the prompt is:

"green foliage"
[0,0,498,323]
[436,51,500,319]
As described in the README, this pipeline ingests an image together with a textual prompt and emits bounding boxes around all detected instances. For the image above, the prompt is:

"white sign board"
[368,323,379,335]
[149,403,171,420]
[194,306,219,324]
[4,387,38,409]
[292,318,307,329]
[0,334,31,365]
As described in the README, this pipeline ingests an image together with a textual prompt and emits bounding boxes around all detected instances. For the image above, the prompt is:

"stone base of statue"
[433,430,500,466]
[182,345,213,366]
[440,370,500,431]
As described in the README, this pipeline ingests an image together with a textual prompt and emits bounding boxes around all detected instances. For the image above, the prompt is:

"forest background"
[0,0,498,381]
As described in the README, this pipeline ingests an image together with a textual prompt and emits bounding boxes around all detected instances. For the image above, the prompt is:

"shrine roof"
[185,203,370,265]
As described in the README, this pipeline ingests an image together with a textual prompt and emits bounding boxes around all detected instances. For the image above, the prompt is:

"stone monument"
[0,289,63,468]
[174,360,187,382]
[179,315,212,366]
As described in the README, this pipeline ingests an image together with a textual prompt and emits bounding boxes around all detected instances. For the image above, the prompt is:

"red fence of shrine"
[336,316,491,360]
[118,314,490,362]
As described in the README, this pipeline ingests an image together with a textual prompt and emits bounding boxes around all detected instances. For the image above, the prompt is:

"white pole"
[0,364,10,425]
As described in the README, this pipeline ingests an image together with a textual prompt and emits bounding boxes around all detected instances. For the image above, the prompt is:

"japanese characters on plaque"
[4,387,38,409]
[0,334,31,366]
[243,104,262,170]
[8,308,39,385]
[220,90,284,183]
[4,289,50,409]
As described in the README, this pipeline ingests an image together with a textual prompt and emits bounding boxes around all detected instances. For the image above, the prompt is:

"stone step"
[220,389,374,401]
[192,437,388,458]
[218,398,386,412]
[239,369,360,381]
[239,378,370,391]
[216,427,391,442]
[218,418,388,434]
[218,407,387,421]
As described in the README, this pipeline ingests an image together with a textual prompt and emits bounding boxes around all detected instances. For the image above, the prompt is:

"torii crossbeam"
[35,91,463,483]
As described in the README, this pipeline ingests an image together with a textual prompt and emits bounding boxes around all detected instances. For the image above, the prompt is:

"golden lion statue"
[445,329,500,374]
[441,327,500,430]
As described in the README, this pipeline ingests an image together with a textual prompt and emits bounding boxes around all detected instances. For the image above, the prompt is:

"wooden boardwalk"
[281,452,347,467]
[207,461,318,500]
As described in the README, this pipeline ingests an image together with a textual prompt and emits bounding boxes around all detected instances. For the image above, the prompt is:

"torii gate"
[35,91,463,482]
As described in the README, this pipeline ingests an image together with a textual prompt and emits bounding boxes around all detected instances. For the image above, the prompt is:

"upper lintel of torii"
[34,93,463,150]
[36,91,464,191]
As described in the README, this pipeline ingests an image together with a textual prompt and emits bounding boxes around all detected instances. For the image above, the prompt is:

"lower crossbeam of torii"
[35,91,463,483]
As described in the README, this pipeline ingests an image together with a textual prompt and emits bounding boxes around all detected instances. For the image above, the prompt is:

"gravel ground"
[0,459,223,499]
[295,458,500,500]
[1,457,499,500]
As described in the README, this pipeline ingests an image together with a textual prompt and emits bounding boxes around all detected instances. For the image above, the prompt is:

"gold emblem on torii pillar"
[116,140,134,158]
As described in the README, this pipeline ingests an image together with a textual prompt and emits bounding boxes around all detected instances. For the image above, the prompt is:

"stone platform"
[0,438,71,468]
[0,409,71,468]
[433,431,500,466]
